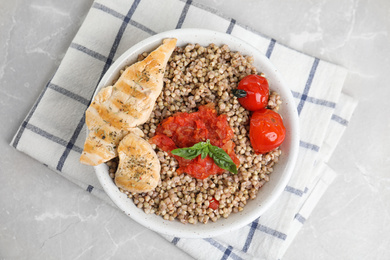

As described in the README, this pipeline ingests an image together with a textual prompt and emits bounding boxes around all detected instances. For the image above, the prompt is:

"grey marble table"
[1,0,389,259]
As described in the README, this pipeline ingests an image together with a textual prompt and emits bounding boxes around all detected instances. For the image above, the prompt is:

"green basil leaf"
[211,155,238,174]
[201,146,209,159]
[208,145,233,163]
[171,140,209,160]
[191,141,209,150]
[171,147,202,160]
[171,139,238,174]
[208,145,238,174]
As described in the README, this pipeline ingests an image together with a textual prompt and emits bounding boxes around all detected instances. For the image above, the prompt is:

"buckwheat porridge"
[105,43,283,224]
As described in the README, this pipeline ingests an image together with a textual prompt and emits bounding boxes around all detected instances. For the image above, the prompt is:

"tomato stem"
[232,89,247,98]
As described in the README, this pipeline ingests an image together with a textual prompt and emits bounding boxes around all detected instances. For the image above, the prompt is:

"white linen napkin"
[11,0,357,259]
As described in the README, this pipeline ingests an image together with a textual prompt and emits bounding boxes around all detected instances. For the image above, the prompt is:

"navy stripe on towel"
[285,186,304,197]
[70,43,112,64]
[297,58,320,115]
[176,0,192,29]
[294,213,306,224]
[48,83,90,106]
[98,0,141,82]
[226,19,236,34]
[92,2,156,35]
[56,113,86,171]
[331,114,349,126]
[243,217,260,252]
[171,237,180,245]
[86,185,94,193]
[257,224,287,240]
[266,38,276,58]
[300,140,320,152]
[25,123,83,153]
[291,90,336,109]
[221,245,233,260]
[204,238,243,260]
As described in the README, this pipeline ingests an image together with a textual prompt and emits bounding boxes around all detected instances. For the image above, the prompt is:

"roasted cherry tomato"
[249,108,286,154]
[233,74,269,111]
[209,197,220,210]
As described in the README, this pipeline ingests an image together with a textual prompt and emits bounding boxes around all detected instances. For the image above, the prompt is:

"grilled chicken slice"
[115,132,160,193]
[80,38,177,166]
[80,127,144,166]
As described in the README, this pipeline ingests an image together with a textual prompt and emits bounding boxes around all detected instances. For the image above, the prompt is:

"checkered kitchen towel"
[11,0,357,259]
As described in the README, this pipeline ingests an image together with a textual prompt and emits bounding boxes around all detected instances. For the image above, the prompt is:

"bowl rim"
[93,28,300,238]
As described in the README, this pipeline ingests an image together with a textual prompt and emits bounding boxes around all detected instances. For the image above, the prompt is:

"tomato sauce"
[149,104,240,179]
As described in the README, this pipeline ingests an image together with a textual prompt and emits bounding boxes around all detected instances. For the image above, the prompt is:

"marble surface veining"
[1,0,389,259]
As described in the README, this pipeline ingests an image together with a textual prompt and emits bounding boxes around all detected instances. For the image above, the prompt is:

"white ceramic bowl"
[94,28,299,238]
